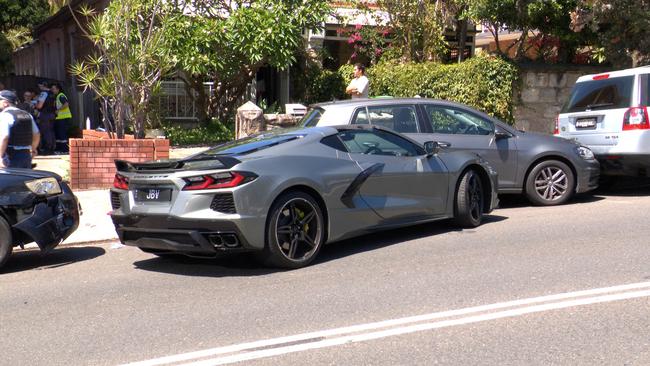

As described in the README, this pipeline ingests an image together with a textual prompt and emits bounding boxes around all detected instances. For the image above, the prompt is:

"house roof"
[35,0,107,35]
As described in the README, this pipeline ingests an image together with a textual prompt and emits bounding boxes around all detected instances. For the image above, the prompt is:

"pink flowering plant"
[338,23,392,65]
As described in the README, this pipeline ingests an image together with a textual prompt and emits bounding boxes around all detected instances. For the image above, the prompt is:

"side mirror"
[494,128,513,140]
[424,141,451,156]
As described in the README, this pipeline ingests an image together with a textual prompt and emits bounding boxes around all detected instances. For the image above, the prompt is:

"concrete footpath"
[63,189,117,245]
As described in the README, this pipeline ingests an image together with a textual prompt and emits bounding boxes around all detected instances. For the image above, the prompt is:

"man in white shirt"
[345,63,369,99]
[0,90,41,169]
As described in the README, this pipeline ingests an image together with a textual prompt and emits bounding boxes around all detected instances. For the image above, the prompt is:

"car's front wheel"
[257,191,325,269]
[0,216,14,269]
[525,160,575,206]
[453,169,484,228]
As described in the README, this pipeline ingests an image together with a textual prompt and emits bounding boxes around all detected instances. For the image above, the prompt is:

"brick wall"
[69,137,170,190]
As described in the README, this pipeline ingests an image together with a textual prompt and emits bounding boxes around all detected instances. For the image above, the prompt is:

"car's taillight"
[553,115,560,135]
[593,73,609,80]
[182,171,256,191]
[622,106,650,131]
[113,173,129,190]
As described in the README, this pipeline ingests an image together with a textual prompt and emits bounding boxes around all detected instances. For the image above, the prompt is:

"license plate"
[134,188,172,202]
[575,118,597,129]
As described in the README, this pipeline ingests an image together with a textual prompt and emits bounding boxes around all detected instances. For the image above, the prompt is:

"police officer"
[0,90,41,169]
[51,83,71,153]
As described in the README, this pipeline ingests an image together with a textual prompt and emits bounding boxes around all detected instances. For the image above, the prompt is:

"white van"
[556,66,650,176]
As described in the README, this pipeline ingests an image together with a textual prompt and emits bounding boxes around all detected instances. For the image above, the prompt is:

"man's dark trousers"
[3,148,32,168]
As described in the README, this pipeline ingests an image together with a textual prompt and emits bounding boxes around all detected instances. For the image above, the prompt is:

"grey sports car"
[303,98,601,206]
[110,125,498,269]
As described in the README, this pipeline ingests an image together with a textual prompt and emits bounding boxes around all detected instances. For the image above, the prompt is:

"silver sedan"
[304,98,601,205]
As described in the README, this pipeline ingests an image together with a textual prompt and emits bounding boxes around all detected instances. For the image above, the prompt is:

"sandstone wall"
[513,65,607,134]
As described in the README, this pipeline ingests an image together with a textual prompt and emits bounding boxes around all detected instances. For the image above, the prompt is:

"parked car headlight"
[25,177,62,196]
[575,146,595,160]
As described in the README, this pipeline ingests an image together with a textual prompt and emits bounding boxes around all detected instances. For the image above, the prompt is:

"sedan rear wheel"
[258,191,325,269]
[453,169,484,228]
[525,160,575,206]
[0,217,14,269]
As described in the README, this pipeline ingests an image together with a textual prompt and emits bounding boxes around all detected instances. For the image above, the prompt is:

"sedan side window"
[424,105,493,135]
[365,105,420,133]
[337,129,422,157]
[352,108,369,124]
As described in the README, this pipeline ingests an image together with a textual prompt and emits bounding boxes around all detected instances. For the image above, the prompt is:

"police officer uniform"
[0,90,40,169]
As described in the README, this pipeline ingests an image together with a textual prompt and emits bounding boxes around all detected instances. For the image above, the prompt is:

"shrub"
[162,121,234,146]
[300,68,347,105]
[338,55,519,124]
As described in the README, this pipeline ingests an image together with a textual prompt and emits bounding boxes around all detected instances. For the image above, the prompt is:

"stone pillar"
[235,101,265,139]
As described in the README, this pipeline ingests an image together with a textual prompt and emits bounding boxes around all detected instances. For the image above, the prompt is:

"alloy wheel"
[533,166,568,201]
[274,198,322,261]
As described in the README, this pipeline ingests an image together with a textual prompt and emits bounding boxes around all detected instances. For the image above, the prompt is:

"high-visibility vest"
[55,92,72,120]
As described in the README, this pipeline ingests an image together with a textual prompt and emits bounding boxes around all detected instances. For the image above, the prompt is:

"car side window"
[423,105,493,135]
[337,129,422,157]
[352,108,369,124]
[362,105,420,133]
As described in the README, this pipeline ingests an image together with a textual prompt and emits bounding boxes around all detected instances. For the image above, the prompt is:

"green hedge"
[338,56,519,124]
[162,122,234,146]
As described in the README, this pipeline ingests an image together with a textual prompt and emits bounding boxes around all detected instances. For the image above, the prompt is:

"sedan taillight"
[113,174,129,190]
[182,172,256,191]
[622,106,650,131]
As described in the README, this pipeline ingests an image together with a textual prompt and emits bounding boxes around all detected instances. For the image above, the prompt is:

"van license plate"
[135,188,172,202]
[575,118,597,129]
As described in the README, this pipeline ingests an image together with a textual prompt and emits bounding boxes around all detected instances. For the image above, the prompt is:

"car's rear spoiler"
[115,156,242,172]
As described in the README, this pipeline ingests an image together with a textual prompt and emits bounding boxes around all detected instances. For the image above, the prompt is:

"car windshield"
[198,134,304,156]
[300,108,324,127]
[562,76,634,113]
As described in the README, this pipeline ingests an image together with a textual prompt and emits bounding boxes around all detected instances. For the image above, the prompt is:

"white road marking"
[121,281,650,366]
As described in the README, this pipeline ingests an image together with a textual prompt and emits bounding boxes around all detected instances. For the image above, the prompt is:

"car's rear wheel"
[525,160,575,206]
[453,169,484,228]
[257,191,325,269]
[0,216,14,269]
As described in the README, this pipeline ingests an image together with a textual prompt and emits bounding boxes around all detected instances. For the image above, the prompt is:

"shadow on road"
[593,177,650,197]
[1,246,106,274]
[132,214,507,277]
[497,192,605,209]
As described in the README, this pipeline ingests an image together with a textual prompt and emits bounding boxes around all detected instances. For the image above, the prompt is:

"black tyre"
[525,160,575,206]
[0,216,14,269]
[257,191,325,269]
[453,169,484,228]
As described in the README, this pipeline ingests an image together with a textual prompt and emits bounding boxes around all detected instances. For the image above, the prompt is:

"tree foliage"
[571,0,650,67]
[0,0,50,32]
[467,0,586,63]
[167,0,330,124]
[69,0,176,139]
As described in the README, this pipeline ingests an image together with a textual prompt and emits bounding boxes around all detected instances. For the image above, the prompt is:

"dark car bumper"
[111,214,255,256]
[12,182,80,252]
[575,159,600,193]
[596,154,650,177]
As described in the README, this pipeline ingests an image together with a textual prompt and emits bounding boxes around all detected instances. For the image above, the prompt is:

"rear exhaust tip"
[208,234,224,248]
[223,234,239,248]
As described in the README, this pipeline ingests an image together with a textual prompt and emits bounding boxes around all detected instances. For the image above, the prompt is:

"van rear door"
[557,75,636,149]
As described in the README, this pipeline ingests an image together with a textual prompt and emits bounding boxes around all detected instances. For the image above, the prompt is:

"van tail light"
[592,74,609,80]
[553,116,560,135]
[182,171,257,191]
[622,106,650,131]
[113,174,129,190]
